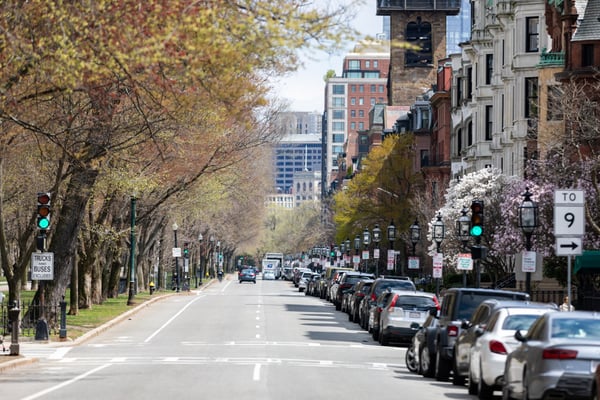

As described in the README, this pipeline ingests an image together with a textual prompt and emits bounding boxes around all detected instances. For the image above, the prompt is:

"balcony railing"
[376,0,461,15]
[538,49,565,67]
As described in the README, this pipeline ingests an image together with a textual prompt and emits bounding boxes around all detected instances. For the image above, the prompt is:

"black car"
[429,288,529,382]
[332,272,374,311]
[348,279,374,322]
[358,277,416,330]
[238,268,257,284]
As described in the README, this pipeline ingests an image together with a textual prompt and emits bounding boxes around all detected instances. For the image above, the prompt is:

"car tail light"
[387,295,398,312]
[371,293,377,301]
[542,348,578,360]
[447,325,459,337]
[489,340,508,355]
[433,296,440,310]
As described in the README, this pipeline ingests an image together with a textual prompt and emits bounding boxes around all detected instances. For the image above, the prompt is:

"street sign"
[457,253,473,271]
[373,248,380,259]
[31,252,54,280]
[432,253,443,278]
[387,249,395,270]
[408,256,419,270]
[172,247,182,257]
[556,237,583,256]
[522,250,536,272]
[554,189,585,237]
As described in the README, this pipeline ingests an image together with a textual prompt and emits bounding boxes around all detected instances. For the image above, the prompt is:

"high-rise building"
[446,0,471,55]
[273,133,322,194]
[323,40,390,186]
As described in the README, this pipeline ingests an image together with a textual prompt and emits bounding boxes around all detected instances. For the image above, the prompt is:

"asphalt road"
[0,277,476,400]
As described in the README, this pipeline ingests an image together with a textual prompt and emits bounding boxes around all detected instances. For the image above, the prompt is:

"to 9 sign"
[554,206,585,236]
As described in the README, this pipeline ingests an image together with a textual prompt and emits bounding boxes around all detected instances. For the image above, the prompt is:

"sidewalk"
[0,278,218,373]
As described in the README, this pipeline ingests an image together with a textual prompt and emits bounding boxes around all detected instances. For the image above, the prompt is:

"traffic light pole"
[127,196,137,305]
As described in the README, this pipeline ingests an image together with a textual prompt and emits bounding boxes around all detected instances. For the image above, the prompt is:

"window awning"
[574,250,600,274]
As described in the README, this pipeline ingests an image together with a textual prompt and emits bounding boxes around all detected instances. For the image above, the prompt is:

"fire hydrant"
[149,281,155,295]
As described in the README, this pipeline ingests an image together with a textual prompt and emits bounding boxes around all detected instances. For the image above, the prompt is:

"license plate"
[409,312,420,318]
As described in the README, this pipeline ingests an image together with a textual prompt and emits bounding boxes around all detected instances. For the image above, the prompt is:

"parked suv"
[358,277,416,332]
[430,288,529,382]
[332,272,374,310]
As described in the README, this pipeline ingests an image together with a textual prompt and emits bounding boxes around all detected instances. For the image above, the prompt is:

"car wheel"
[420,345,435,378]
[477,362,494,400]
[348,312,354,322]
[253,280,256,284]
[405,345,419,373]
[239,280,242,284]
[452,359,466,386]
[379,331,389,346]
[371,327,378,340]
[435,346,451,381]
[501,383,514,400]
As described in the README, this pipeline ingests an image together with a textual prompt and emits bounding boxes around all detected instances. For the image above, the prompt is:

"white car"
[468,304,557,399]
[262,270,276,280]
[297,271,314,292]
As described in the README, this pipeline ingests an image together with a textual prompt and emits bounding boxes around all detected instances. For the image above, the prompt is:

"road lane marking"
[144,295,205,343]
[20,363,112,400]
[220,281,232,293]
[48,347,72,360]
[253,363,261,381]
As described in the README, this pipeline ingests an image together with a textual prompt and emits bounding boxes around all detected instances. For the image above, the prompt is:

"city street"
[1,277,474,399]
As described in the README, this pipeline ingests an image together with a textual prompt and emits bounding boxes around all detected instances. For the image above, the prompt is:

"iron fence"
[0,300,60,337]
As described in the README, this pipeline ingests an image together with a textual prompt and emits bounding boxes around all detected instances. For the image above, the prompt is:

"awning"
[574,250,600,274]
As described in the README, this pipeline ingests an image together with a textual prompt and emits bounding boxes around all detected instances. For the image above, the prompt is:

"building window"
[332,134,345,143]
[456,77,463,104]
[379,85,385,93]
[467,67,473,100]
[370,84,376,92]
[365,60,370,68]
[405,17,432,66]
[421,109,430,130]
[333,97,345,106]
[485,54,493,85]
[348,60,360,70]
[370,98,376,106]
[373,60,378,68]
[379,97,385,103]
[525,77,538,119]
[350,122,356,130]
[485,105,493,140]
[350,110,356,118]
[420,150,429,167]
[332,84,345,95]
[359,85,364,93]
[332,122,345,131]
[359,98,364,105]
[358,110,364,118]
[351,85,356,93]
[526,17,539,53]
[351,98,356,105]
[346,71,362,78]
[358,122,364,130]
[582,44,594,67]
[332,110,344,119]
[457,128,462,152]
[467,121,473,146]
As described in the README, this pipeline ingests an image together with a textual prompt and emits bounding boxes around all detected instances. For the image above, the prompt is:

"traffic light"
[470,200,484,237]
[36,192,51,230]
[330,244,335,258]
[183,243,189,258]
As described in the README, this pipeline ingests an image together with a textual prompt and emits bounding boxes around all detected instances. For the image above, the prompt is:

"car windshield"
[395,295,435,310]
[375,280,415,295]
[501,314,540,331]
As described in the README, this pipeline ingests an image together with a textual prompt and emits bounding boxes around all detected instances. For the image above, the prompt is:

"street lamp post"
[409,219,420,280]
[345,238,351,266]
[372,224,382,277]
[127,195,137,305]
[353,235,361,271]
[519,187,539,295]
[173,223,180,292]
[433,213,445,297]
[362,228,371,273]
[456,207,471,287]
[209,235,215,278]
[387,220,397,275]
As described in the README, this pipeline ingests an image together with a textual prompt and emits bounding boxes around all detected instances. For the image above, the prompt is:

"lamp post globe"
[410,219,420,255]
[519,187,539,295]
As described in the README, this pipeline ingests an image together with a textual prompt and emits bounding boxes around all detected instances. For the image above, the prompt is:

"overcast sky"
[272,1,385,112]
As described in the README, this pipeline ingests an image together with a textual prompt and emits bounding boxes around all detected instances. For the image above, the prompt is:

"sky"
[272,1,385,112]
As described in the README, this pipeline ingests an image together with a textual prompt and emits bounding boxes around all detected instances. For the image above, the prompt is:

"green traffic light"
[37,218,50,229]
[470,225,483,236]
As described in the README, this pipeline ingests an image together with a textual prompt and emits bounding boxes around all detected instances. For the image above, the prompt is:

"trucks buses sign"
[31,252,54,280]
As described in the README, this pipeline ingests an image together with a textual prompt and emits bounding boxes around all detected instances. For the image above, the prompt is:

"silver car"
[468,304,556,399]
[503,311,600,400]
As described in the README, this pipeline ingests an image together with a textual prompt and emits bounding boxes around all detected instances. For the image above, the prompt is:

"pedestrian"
[559,295,574,311]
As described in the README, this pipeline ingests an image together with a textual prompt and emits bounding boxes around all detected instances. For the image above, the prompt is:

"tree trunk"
[69,250,78,315]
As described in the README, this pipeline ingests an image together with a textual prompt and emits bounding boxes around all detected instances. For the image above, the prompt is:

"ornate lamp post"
[456,206,471,287]
[209,235,215,278]
[197,233,203,287]
[387,220,397,274]
[173,223,180,292]
[362,228,371,273]
[353,234,361,271]
[372,224,382,277]
[409,219,420,279]
[519,187,539,295]
[433,213,445,296]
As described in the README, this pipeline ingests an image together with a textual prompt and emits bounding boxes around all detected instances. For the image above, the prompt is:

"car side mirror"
[461,320,471,329]
[474,327,485,337]
[514,330,527,342]
[429,306,438,317]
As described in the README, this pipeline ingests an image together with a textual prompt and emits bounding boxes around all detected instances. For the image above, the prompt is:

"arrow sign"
[556,237,582,256]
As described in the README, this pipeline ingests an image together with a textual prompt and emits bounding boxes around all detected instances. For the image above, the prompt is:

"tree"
[0,0,358,308]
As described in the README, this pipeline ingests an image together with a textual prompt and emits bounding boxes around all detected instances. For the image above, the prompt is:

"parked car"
[378,291,439,346]
[306,274,322,296]
[238,268,257,284]
[414,313,439,377]
[358,277,417,331]
[332,272,374,311]
[348,279,374,323]
[340,283,357,313]
[503,311,600,400]
[467,302,557,399]
[297,271,315,292]
[454,299,553,386]
[430,287,529,382]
